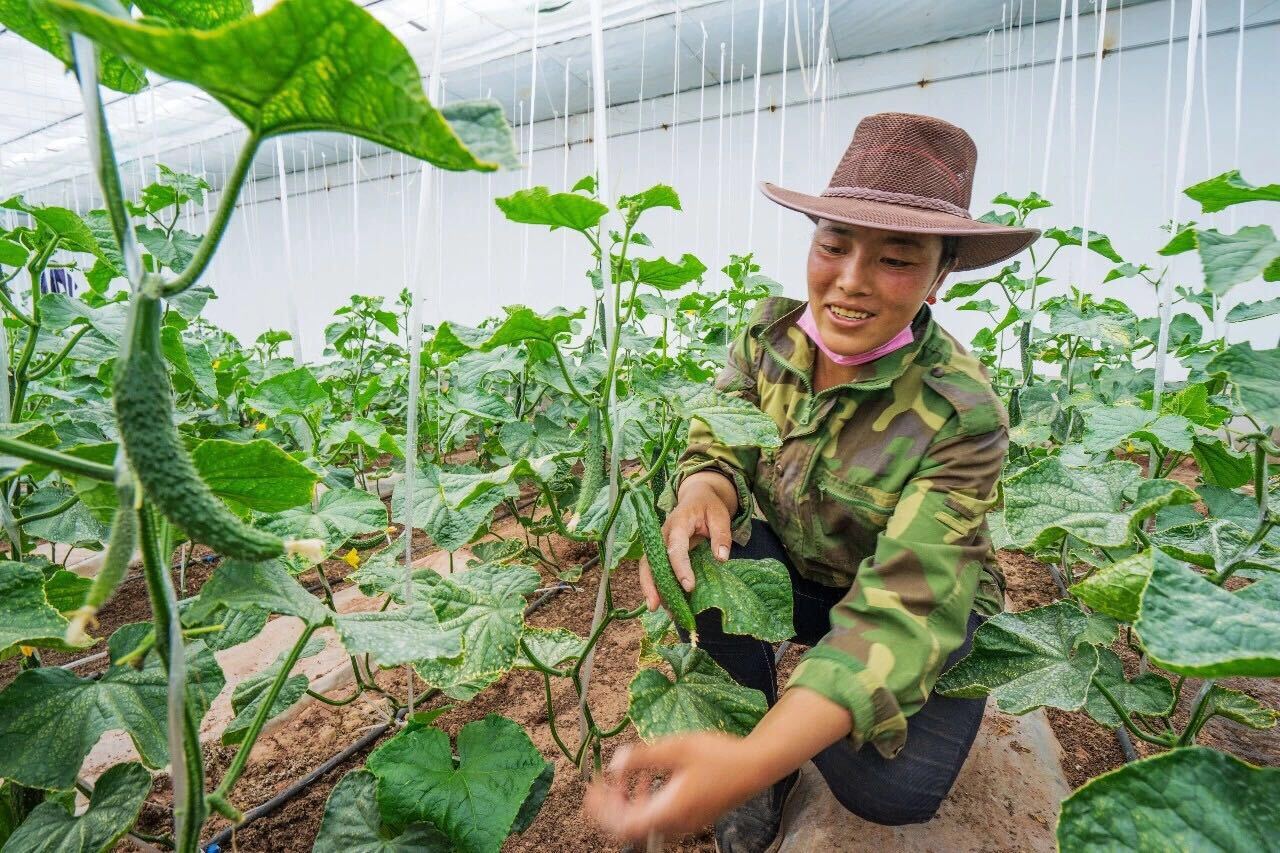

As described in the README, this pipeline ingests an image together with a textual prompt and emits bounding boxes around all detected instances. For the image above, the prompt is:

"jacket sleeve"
[783,423,1007,758]
[669,327,761,544]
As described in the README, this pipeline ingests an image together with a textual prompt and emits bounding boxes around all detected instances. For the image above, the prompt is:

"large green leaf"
[333,609,462,668]
[246,366,326,417]
[314,770,451,853]
[324,417,402,459]
[0,761,150,853]
[0,198,102,256]
[627,644,768,740]
[685,542,793,643]
[631,254,707,290]
[1196,225,1280,295]
[412,564,539,695]
[0,561,81,653]
[439,100,521,171]
[1191,434,1254,489]
[1043,299,1137,349]
[1200,685,1279,731]
[0,636,223,789]
[1152,519,1280,579]
[432,306,581,364]
[222,635,324,745]
[494,187,608,232]
[1082,647,1175,729]
[513,627,584,671]
[1226,296,1280,323]
[18,485,105,548]
[1207,343,1280,425]
[1137,555,1280,677]
[41,0,506,171]
[1003,458,1196,549]
[1070,549,1172,623]
[935,602,1100,715]
[1057,747,1280,852]
[436,456,562,510]
[391,464,507,552]
[1080,405,1194,454]
[1042,226,1124,262]
[0,0,145,92]
[636,373,781,448]
[258,488,387,557]
[188,558,328,626]
[1185,170,1280,212]
[191,438,316,513]
[366,715,546,853]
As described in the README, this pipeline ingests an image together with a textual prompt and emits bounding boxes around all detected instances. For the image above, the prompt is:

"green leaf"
[0,198,101,256]
[618,185,681,221]
[1200,685,1278,730]
[0,0,145,91]
[42,570,92,616]
[1082,647,1174,729]
[1080,405,1194,454]
[627,644,768,740]
[1191,434,1253,489]
[1185,170,1280,212]
[1,761,150,853]
[1152,520,1280,578]
[412,564,539,695]
[497,415,579,461]
[137,225,201,273]
[685,542,793,642]
[437,456,563,510]
[324,417,402,459]
[258,488,387,557]
[1057,747,1280,852]
[1207,343,1280,425]
[432,306,581,364]
[1158,224,1198,256]
[1196,225,1280,296]
[636,373,781,448]
[42,0,503,171]
[188,558,328,626]
[632,254,707,290]
[1002,458,1196,549]
[315,770,451,853]
[246,366,326,417]
[366,714,546,853]
[1226,296,1280,323]
[1044,299,1137,349]
[180,601,267,651]
[514,627,584,670]
[19,486,105,548]
[0,561,81,653]
[0,238,28,268]
[935,602,1100,714]
[333,609,462,668]
[222,635,324,745]
[191,438,317,513]
[1071,549,1171,622]
[509,760,553,835]
[494,187,608,232]
[391,463,508,552]
[0,637,223,789]
[438,100,520,171]
[1043,226,1124,262]
[1137,555,1280,677]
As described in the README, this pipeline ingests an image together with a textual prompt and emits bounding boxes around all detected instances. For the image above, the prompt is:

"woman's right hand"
[638,472,737,611]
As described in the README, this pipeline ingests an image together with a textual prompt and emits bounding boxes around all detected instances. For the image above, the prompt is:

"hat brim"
[760,182,1040,271]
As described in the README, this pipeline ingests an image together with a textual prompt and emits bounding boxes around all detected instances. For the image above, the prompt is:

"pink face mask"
[796,305,915,367]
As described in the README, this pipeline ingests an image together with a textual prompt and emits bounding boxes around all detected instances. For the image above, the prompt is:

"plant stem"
[15,492,79,526]
[163,135,261,297]
[27,326,91,380]
[1178,679,1217,746]
[541,672,576,762]
[208,624,319,819]
[0,436,115,481]
[1090,675,1176,747]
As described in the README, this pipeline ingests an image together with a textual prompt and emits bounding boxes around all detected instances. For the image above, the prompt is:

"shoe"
[713,770,799,853]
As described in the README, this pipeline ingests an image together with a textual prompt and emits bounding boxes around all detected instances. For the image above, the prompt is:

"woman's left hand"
[584,732,765,842]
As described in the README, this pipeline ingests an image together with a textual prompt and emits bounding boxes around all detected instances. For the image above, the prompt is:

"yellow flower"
[19,645,35,657]
[212,359,221,370]
[341,548,360,569]
[385,525,396,535]
[255,422,267,432]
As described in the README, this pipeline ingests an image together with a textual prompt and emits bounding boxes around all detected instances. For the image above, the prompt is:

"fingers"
[638,556,660,611]
[663,517,697,593]
[707,501,732,562]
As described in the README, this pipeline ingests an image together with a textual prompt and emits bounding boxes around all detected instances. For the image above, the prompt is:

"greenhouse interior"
[0,0,1277,850]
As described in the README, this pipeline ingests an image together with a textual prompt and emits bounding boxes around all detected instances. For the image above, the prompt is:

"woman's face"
[806,219,951,355]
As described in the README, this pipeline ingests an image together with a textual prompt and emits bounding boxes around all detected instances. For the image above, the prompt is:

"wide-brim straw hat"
[761,112,1039,271]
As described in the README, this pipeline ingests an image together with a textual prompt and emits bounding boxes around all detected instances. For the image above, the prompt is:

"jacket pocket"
[816,470,901,529]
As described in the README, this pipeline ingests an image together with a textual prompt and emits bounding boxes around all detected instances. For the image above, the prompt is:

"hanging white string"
[670,1,682,190]
[634,15,648,187]
[1159,0,1177,225]
[1038,0,1069,198]
[776,0,791,265]
[1112,0,1126,171]
[401,0,448,715]
[1009,0,1025,191]
[746,0,766,249]
[561,60,572,303]
[1078,0,1108,295]
[695,23,708,250]
[1026,0,1038,191]
[274,140,304,362]
[716,43,726,293]
[1154,0,1205,416]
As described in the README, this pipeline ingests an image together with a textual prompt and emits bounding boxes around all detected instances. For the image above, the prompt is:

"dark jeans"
[679,519,987,826]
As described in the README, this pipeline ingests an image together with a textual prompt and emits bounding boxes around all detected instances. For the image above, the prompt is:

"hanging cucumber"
[574,409,605,518]
[114,294,318,563]
[630,488,697,646]
[65,501,136,646]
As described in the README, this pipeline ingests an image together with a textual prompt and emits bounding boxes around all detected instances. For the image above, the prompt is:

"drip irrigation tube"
[200,560,593,851]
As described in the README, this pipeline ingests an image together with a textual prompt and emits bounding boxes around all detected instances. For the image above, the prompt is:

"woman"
[585,112,1039,851]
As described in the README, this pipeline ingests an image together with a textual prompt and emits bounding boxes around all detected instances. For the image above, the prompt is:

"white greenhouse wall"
[188,0,1278,360]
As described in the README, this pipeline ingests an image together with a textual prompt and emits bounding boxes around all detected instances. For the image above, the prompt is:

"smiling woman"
[589,112,1041,852]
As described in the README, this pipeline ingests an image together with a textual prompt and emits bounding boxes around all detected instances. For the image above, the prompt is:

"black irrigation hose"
[200,565,591,851]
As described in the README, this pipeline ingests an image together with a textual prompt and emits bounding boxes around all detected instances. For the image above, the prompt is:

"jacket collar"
[753,297,939,391]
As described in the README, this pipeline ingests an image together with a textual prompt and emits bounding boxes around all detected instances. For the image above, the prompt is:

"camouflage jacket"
[675,296,1008,758]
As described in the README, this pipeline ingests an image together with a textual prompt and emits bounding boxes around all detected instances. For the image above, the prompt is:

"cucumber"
[574,409,604,518]
[65,502,136,646]
[630,488,697,646]
[114,295,286,562]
